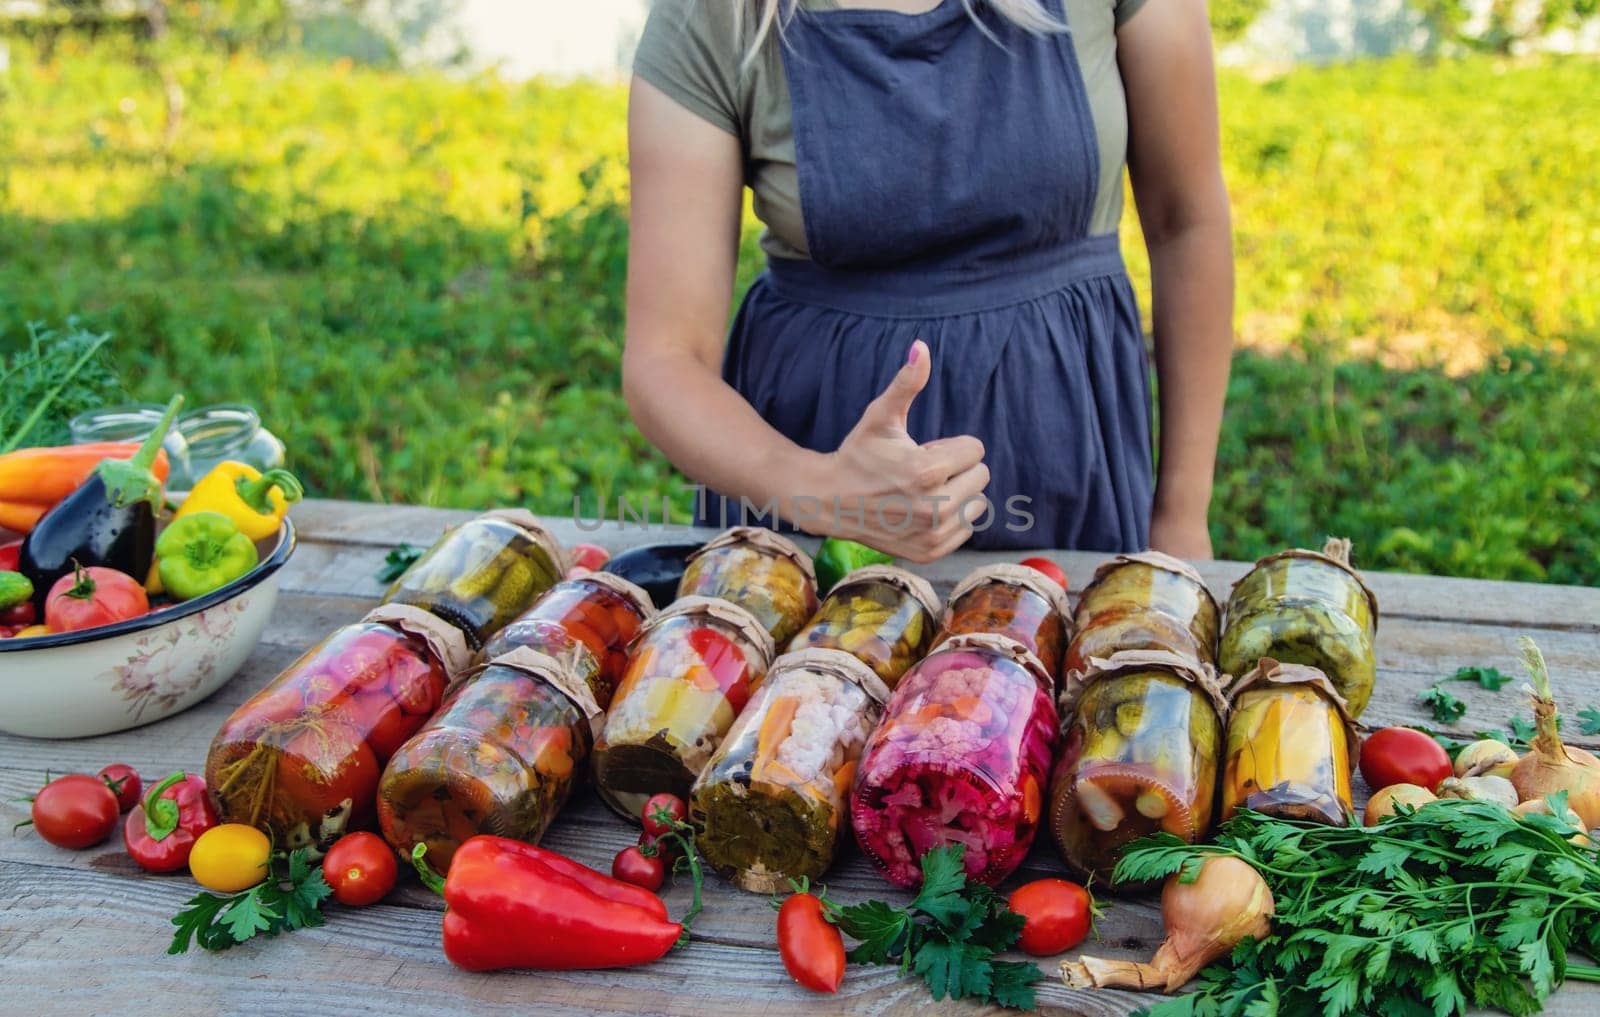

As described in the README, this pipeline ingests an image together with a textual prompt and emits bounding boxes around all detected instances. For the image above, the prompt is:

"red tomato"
[276,721,381,826]
[388,657,445,716]
[97,764,141,813]
[641,793,688,837]
[569,543,611,571]
[44,566,148,633]
[777,892,845,993]
[340,690,416,762]
[1360,727,1452,792]
[1008,878,1093,956]
[612,845,665,891]
[323,832,398,906]
[637,831,679,864]
[0,538,21,571]
[26,774,120,850]
[1,601,34,627]
[1018,557,1069,590]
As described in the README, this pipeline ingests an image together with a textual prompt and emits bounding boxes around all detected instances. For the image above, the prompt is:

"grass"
[0,40,1596,584]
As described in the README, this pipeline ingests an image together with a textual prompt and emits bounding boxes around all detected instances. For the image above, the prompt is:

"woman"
[623,0,1231,562]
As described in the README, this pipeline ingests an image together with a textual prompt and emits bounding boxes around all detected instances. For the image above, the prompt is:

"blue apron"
[697,0,1152,551]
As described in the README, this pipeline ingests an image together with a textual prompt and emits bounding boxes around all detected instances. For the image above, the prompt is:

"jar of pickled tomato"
[851,633,1058,888]
[205,605,471,853]
[786,565,939,688]
[693,649,890,893]
[1048,650,1227,886]
[1220,658,1357,826]
[592,596,776,821]
[377,647,602,870]
[382,509,566,650]
[677,526,819,645]
[930,563,1072,685]
[478,572,655,708]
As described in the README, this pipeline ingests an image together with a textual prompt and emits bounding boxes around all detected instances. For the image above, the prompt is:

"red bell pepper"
[412,836,681,971]
[123,771,219,873]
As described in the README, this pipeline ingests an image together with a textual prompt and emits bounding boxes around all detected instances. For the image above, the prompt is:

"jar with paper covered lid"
[1220,658,1357,827]
[930,562,1072,684]
[677,526,819,645]
[1064,551,1219,680]
[786,564,939,688]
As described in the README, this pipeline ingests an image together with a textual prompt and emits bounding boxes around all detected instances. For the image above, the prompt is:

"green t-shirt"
[633,0,1149,261]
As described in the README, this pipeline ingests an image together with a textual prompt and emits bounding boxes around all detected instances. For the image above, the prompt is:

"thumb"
[862,340,930,433]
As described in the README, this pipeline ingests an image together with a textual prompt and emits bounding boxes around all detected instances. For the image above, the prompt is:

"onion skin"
[1454,739,1518,780]
[1436,776,1518,809]
[1509,638,1600,829]
[1364,784,1435,826]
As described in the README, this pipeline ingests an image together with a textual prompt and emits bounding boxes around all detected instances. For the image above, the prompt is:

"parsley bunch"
[826,845,1041,1009]
[1117,798,1600,1017]
[169,849,333,953]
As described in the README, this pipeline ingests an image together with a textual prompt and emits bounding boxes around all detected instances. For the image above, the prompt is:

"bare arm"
[1118,0,1234,559]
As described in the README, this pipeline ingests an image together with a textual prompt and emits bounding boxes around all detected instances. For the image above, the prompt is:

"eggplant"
[600,541,702,610]
[19,395,182,612]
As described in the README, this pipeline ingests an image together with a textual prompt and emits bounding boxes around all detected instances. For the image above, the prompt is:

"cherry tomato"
[340,690,414,762]
[44,566,148,633]
[97,764,141,813]
[777,892,845,993]
[276,721,381,826]
[1359,727,1452,793]
[612,845,665,891]
[569,543,611,571]
[323,831,399,906]
[641,793,687,837]
[1,601,34,627]
[1018,557,1069,590]
[25,774,120,850]
[1008,878,1093,956]
[190,824,272,893]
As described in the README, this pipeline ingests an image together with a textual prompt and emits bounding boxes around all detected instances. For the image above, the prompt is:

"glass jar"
[1221,658,1357,826]
[382,509,566,651]
[1048,650,1226,886]
[204,605,471,853]
[177,403,289,490]
[377,647,602,871]
[70,402,193,487]
[693,649,890,893]
[677,526,819,645]
[930,563,1073,685]
[786,564,940,688]
[592,596,776,821]
[479,572,655,708]
[851,634,1058,888]
[1218,538,1379,717]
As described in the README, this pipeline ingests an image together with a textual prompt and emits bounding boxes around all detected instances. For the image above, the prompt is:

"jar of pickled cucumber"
[786,565,940,688]
[376,647,603,871]
[478,572,655,708]
[205,605,472,853]
[692,649,890,893]
[677,526,819,645]
[1220,658,1357,826]
[930,563,1073,684]
[592,596,776,821]
[1218,538,1379,717]
[851,633,1058,888]
[382,509,566,650]
[1048,650,1227,886]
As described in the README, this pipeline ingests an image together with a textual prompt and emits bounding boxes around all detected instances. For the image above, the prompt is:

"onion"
[1508,637,1600,828]
[1364,783,1435,826]
[1436,775,1517,808]
[1061,856,1273,994]
[1514,797,1593,847]
[1453,739,1518,780]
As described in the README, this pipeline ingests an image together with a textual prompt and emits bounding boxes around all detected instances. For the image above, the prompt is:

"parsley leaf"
[167,848,331,953]
[1578,706,1600,737]
[910,845,969,928]
[376,543,423,582]
[1419,685,1468,724]
[989,961,1041,1010]
[1450,666,1511,691]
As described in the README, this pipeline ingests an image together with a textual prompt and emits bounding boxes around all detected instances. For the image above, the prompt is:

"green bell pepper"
[812,537,895,596]
[155,511,258,601]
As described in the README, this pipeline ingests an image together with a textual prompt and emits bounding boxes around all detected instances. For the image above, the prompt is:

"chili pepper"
[155,511,259,601]
[18,395,182,612]
[123,771,220,873]
[411,836,680,971]
[0,443,171,535]
[176,462,302,542]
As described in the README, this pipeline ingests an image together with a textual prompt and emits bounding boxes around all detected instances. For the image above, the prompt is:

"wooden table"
[5,499,1599,1017]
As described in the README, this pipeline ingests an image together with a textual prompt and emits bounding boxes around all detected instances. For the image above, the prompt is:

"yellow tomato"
[189,824,271,893]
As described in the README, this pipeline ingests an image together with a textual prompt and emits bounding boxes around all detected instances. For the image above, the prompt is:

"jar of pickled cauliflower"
[786,564,939,688]
[1220,657,1357,826]
[930,563,1073,684]
[677,526,819,645]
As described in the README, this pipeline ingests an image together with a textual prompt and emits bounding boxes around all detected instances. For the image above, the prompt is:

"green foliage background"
[0,42,1596,584]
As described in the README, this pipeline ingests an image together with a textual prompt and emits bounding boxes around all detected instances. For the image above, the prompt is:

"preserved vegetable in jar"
[1220,658,1357,826]
[1064,551,1219,683]
[677,526,819,645]
[205,605,471,852]
[852,634,1058,888]
[593,596,776,821]
[930,563,1072,685]
[1218,538,1379,717]
[786,565,940,688]
[1049,650,1226,886]
[693,649,890,892]
[478,572,655,708]
[382,509,566,650]
[377,647,602,870]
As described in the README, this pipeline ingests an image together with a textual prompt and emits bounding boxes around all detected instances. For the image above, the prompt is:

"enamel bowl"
[0,520,296,739]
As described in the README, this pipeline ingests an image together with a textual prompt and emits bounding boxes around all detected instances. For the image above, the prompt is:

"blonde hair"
[737,0,1064,66]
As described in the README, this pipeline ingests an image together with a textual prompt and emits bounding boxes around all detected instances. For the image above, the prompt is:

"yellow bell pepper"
[175,462,302,541]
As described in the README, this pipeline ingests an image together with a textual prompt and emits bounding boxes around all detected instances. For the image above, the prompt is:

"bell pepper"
[155,511,259,601]
[0,442,171,534]
[124,771,219,873]
[411,836,681,971]
[813,537,894,596]
[175,461,302,542]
